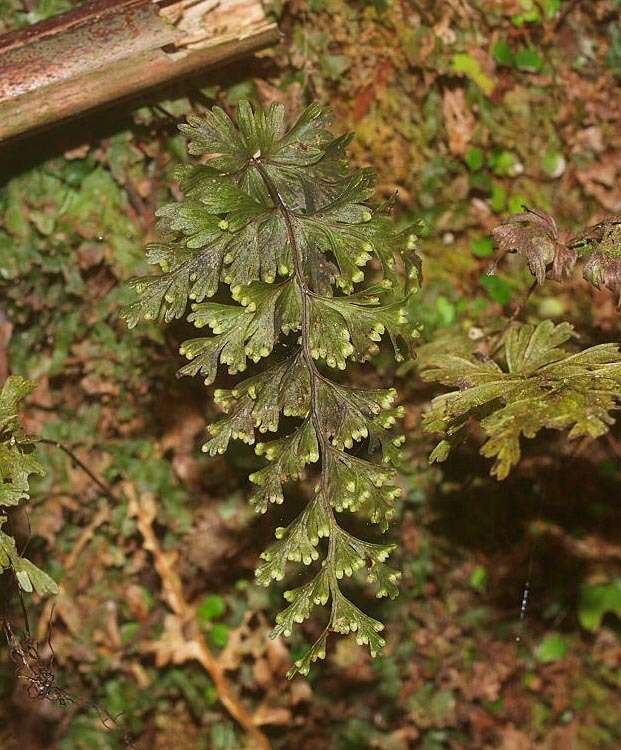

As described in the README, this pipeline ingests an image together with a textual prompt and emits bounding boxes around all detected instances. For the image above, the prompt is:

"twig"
[553,0,581,30]
[63,503,111,570]
[35,442,269,746]
[38,438,117,503]
[126,486,271,750]
[532,519,621,562]
[0,0,279,142]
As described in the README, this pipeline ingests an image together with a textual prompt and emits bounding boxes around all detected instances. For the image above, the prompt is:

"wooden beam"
[0,0,280,142]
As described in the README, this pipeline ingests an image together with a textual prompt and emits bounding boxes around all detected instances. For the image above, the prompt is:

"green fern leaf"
[124,101,420,675]
[0,377,56,596]
[419,321,621,479]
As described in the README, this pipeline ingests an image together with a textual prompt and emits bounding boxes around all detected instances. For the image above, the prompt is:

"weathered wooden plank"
[0,0,279,142]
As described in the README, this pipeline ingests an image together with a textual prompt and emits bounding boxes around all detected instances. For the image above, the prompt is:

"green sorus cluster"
[124,101,420,676]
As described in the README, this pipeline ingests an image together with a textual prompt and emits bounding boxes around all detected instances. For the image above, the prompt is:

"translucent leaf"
[0,443,45,506]
[212,353,310,438]
[0,376,36,431]
[367,561,401,599]
[419,321,621,479]
[331,591,385,657]
[272,102,330,166]
[178,281,302,382]
[332,527,395,579]
[0,520,58,595]
[287,630,328,678]
[249,422,318,513]
[308,294,411,368]
[124,100,419,673]
[317,381,402,452]
[492,208,562,284]
[236,100,287,160]
[0,377,44,508]
[255,497,331,584]
[504,319,574,374]
[121,236,229,327]
[326,449,399,530]
[13,556,59,596]
[201,395,255,455]
[272,568,331,638]
[178,107,248,170]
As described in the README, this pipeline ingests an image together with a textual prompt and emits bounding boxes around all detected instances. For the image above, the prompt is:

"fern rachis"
[124,101,420,676]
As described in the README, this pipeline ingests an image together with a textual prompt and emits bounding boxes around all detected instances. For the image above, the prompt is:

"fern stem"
[251,158,340,608]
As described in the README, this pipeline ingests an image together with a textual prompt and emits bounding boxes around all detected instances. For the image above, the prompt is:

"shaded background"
[1,0,621,747]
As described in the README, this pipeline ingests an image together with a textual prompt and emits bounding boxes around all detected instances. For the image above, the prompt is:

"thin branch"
[553,0,582,30]
[38,438,117,503]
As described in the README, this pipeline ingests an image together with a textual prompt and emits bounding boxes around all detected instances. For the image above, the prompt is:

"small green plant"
[419,207,621,478]
[0,376,57,596]
[419,321,621,479]
[124,101,419,675]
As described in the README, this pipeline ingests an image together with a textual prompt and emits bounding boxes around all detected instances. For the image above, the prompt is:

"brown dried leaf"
[549,242,578,282]
[30,496,65,547]
[77,242,105,271]
[492,209,561,284]
[253,701,291,727]
[125,584,152,622]
[442,87,475,156]
[582,223,621,302]
[576,153,621,213]
[141,613,201,667]
[498,725,532,750]
[219,612,268,671]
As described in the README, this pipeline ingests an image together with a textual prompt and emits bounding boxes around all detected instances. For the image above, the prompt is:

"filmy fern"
[0,376,58,596]
[419,321,621,480]
[123,102,419,675]
[492,207,621,298]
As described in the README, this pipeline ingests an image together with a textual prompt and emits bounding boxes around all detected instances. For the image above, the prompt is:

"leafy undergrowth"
[1,0,621,748]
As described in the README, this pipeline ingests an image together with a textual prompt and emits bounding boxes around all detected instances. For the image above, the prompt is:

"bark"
[0,0,279,142]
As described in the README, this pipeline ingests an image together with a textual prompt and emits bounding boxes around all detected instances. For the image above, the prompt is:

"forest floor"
[1,0,621,748]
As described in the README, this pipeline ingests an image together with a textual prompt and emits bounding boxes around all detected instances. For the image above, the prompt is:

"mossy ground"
[1,0,621,747]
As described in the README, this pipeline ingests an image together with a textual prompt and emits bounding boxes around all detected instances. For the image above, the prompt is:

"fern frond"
[0,376,57,596]
[419,321,621,480]
[124,101,420,676]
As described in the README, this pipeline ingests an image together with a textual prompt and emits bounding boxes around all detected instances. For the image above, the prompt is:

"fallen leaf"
[493,208,568,284]
[0,311,12,383]
[576,153,621,212]
[142,613,200,667]
[498,725,531,750]
[443,87,476,156]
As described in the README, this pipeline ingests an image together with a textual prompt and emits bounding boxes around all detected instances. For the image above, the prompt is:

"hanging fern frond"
[0,376,57,596]
[418,321,621,480]
[123,101,420,676]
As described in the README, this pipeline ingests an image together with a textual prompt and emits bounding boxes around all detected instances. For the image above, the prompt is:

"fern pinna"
[123,102,419,676]
[0,376,57,597]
